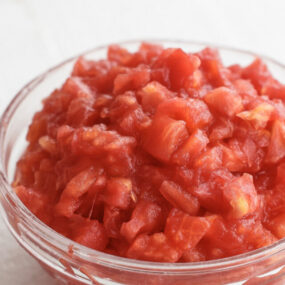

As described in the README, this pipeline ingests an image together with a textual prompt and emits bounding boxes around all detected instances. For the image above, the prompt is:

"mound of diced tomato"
[13,43,285,262]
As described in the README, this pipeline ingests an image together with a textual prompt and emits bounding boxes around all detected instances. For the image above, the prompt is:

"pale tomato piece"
[237,102,274,129]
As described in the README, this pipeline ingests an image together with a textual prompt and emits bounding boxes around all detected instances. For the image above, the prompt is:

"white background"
[1,0,285,284]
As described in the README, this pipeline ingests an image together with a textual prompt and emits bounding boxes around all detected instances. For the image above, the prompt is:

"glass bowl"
[1,40,285,285]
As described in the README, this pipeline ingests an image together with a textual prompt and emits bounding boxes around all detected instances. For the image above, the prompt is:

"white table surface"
[1,0,285,284]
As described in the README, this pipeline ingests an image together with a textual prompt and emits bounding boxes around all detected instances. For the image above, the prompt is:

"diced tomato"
[237,103,274,129]
[159,181,200,215]
[14,185,49,218]
[154,48,200,90]
[143,115,189,162]
[242,58,275,93]
[127,233,181,262]
[233,79,257,106]
[66,97,97,127]
[165,209,211,251]
[180,247,206,262]
[120,200,162,242]
[223,174,259,219]
[220,139,247,172]
[172,129,209,165]
[103,206,128,238]
[268,213,285,239]
[204,87,243,117]
[192,169,233,213]
[56,167,99,217]
[72,219,108,250]
[103,178,133,210]
[14,43,285,263]
[108,45,133,66]
[138,81,175,114]
[262,80,285,101]
[113,66,151,94]
[194,146,223,171]
[197,47,232,87]
[62,76,95,100]
[209,118,234,142]
[266,120,285,163]
[156,98,213,131]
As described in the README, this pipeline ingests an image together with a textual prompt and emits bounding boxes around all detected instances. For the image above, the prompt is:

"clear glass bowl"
[1,40,285,285]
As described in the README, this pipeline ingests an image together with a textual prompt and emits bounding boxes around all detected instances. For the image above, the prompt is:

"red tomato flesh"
[14,43,285,262]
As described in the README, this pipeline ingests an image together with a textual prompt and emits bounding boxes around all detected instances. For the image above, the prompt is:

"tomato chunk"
[120,200,162,242]
[156,98,213,131]
[266,120,285,163]
[204,87,243,117]
[159,181,200,215]
[165,209,211,251]
[154,48,200,90]
[172,129,209,165]
[223,174,259,219]
[127,233,181,262]
[103,178,133,210]
[143,115,189,162]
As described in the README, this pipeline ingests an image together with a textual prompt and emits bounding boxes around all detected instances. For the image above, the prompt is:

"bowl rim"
[1,38,285,274]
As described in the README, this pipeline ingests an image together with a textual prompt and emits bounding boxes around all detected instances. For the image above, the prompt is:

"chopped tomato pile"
[13,43,285,262]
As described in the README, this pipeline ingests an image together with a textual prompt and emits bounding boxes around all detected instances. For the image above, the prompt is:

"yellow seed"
[231,196,249,219]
